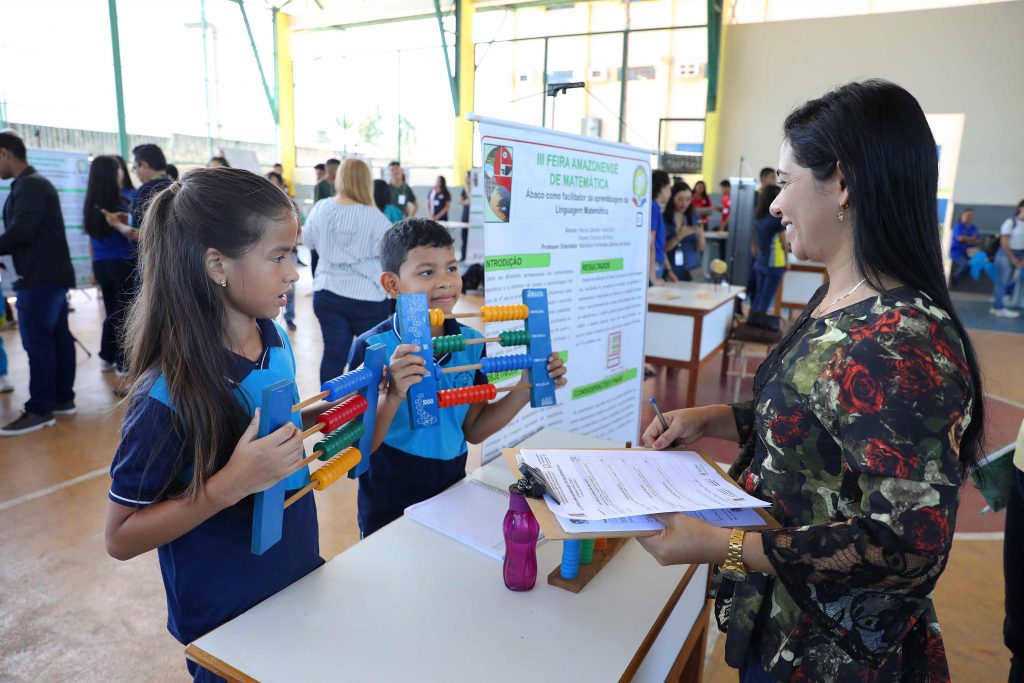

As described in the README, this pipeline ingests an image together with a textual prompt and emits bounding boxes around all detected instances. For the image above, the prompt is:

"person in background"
[949,208,981,289]
[649,170,675,286]
[663,182,704,281]
[0,131,77,436]
[304,158,392,382]
[990,200,1024,319]
[716,179,731,232]
[1006,417,1024,683]
[313,159,339,202]
[388,161,417,218]
[313,163,326,185]
[750,184,786,312]
[428,176,451,222]
[267,171,303,332]
[207,156,230,169]
[0,266,12,393]
[84,155,137,376]
[373,179,404,224]
[458,170,471,261]
[165,164,179,182]
[126,144,172,232]
[272,163,293,196]
[691,180,712,229]
[744,167,780,308]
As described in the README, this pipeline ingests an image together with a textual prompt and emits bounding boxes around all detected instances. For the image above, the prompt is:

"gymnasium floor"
[0,277,1016,681]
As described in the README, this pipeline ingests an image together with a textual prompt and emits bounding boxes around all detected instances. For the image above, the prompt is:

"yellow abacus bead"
[311,447,362,491]
[480,304,530,323]
[428,309,446,326]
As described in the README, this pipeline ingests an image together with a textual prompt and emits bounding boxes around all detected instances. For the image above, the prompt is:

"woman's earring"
[219,279,227,288]
[838,204,847,223]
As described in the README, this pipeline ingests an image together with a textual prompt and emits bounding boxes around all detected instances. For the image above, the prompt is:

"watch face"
[720,567,747,582]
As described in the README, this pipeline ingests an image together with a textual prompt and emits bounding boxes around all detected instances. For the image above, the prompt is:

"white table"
[775,254,827,314]
[646,282,746,407]
[185,429,712,683]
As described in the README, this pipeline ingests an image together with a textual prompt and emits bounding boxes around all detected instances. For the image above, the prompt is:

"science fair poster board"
[471,114,651,464]
[0,148,91,297]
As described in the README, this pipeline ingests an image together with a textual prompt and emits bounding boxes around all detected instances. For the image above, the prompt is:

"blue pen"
[649,397,670,432]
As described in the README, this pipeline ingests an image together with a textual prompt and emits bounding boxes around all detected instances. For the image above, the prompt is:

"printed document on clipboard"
[518,448,771,521]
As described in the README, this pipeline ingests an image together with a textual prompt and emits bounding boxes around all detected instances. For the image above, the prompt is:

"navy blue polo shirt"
[348,314,486,461]
[108,319,323,645]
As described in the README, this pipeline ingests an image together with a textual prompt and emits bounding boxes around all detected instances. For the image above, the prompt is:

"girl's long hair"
[663,181,695,227]
[784,79,985,474]
[83,155,125,239]
[121,167,295,501]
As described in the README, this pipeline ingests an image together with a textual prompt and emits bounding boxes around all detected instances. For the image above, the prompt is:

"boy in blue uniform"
[348,218,567,536]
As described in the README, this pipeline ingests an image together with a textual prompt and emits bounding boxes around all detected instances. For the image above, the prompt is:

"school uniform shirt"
[131,174,172,229]
[108,319,322,645]
[304,201,391,302]
[650,202,666,265]
[460,188,470,223]
[721,193,731,227]
[754,214,787,269]
[388,183,416,214]
[1001,217,1024,251]
[348,315,488,534]
[949,222,979,262]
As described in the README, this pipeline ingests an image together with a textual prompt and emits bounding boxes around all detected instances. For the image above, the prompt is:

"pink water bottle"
[503,487,540,591]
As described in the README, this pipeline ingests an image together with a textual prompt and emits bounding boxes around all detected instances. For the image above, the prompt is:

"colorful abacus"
[396,288,557,429]
[250,343,387,555]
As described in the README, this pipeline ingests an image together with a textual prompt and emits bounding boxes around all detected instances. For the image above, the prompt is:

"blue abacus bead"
[482,353,530,375]
[322,366,373,401]
[561,539,582,580]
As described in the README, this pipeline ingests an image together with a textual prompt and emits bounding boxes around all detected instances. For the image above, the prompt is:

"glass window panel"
[628,0,708,30]
[544,33,624,142]
[474,39,546,129]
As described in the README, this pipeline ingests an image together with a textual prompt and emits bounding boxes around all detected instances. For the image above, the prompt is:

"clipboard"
[501,446,780,541]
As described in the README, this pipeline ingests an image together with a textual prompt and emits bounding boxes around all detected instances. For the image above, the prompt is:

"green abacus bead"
[317,420,367,460]
[499,329,530,347]
[580,539,595,565]
[433,335,466,354]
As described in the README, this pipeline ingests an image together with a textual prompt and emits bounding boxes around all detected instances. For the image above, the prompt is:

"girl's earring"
[838,204,847,223]
[219,279,227,288]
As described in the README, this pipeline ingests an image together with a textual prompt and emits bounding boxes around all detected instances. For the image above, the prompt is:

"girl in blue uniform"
[104,168,323,683]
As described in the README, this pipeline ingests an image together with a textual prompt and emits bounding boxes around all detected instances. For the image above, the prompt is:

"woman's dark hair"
[166,164,179,181]
[693,180,707,198]
[208,156,230,168]
[652,170,670,197]
[373,179,390,213]
[83,155,125,239]
[784,79,984,475]
[755,183,780,219]
[122,167,296,502]
[663,182,694,227]
[115,155,135,192]
[437,176,448,193]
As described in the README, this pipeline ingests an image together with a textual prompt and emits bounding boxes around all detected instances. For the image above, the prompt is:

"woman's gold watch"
[719,528,748,582]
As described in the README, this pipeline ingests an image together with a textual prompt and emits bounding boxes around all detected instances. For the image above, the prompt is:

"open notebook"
[405,479,546,562]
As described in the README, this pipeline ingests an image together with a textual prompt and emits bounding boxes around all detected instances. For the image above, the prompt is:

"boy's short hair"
[325,158,341,169]
[133,143,167,171]
[314,163,326,172]
[0,132,27,161]
[759,167,775,180]
[719,179,731,188]
[651,170,670,196]
[380,218,455,274]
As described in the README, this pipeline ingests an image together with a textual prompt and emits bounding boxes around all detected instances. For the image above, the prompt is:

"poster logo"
[483,143,512,222]
[631,166,648,208]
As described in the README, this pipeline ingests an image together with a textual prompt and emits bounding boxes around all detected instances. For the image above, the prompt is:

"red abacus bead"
[316,394,368,433]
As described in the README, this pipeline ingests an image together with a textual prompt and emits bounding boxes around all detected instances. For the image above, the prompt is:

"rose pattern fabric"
[715,287,972,682]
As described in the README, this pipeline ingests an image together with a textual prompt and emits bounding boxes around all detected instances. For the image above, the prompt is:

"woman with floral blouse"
[639,80,986,683]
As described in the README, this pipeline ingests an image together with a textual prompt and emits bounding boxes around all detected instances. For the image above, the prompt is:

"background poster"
[474,115,651,463]
[0,148,91,296]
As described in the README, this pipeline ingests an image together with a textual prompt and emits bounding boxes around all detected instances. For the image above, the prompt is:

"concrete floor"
[0,278,1016,681]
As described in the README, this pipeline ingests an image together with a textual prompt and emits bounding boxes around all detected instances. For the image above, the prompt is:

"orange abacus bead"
[310,447,362,490]
[437,383,498,408]
[480,304,529,323]
[428,309,446,326]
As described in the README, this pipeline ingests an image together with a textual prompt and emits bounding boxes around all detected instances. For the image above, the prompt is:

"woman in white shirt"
[305,158,392,382]
[991,199,1024,319]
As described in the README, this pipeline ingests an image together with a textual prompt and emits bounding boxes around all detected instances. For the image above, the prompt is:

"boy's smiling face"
[382,244,462,314]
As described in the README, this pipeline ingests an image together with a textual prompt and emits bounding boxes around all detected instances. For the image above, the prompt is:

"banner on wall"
[0,148,91,296]
[471,114,652,463]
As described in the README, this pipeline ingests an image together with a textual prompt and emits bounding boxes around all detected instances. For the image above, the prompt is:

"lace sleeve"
[760,318,971,660]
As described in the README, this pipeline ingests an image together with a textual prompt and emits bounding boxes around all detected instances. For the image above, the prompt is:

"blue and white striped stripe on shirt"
[304,199,391,302]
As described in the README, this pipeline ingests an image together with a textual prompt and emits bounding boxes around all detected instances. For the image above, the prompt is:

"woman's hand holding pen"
[641,407,709,450]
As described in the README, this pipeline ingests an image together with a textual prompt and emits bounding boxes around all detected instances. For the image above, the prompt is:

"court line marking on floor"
[954,532,1004,541]
[0,467,108,513]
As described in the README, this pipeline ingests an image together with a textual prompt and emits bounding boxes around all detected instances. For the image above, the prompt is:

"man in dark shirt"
[313,158,339,202]
[0,132,77,436]
[130,144,172,229]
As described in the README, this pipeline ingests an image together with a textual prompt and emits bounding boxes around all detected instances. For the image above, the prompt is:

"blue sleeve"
[347,330,369,370]
[109,392,184,507]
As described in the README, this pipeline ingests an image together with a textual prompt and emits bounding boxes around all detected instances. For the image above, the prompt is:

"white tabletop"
[189,429,695,683]
[647,281,745,312]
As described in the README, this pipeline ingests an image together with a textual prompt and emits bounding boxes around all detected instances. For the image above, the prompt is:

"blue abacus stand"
[397,293,441,430]
[523,288,557,408]
[251,379,300,555]
[350,343,386,478]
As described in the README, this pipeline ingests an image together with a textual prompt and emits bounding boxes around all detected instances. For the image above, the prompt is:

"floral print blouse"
[717,286,973,682]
